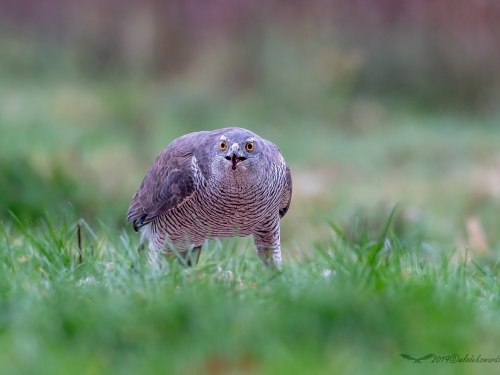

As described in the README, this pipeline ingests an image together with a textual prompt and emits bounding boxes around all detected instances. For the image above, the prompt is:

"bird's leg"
[256,243,282,270]
[185,246,202,267]
[148,245,202,267]
[253,218,282,270]
[147,247,162,265]
[148,234,180,267]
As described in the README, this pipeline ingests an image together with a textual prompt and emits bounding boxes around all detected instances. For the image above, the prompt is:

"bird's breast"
[196,175,280,229]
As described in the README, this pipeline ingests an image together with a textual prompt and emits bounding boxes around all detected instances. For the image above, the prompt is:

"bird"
[126,127,292,269]
[400,354,435,363]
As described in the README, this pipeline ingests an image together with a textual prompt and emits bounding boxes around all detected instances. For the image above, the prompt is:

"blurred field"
[2,81,500,251]
[2,0,500,250]
[1,1,500,374]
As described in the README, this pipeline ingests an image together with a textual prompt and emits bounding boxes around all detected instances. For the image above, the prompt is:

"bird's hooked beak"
[225,143,247,170]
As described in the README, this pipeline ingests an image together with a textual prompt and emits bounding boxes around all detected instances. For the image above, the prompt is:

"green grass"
[1,212,500,375]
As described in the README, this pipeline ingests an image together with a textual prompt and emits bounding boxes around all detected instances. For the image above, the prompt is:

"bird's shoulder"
[262,139,285,165]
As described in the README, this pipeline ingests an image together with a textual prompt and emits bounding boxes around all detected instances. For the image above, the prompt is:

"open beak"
[225,144,247,170]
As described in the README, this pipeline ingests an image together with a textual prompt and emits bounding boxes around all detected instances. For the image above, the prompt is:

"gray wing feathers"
[127,132,207,231]
[279,164,292,218]
[263,140,292,218]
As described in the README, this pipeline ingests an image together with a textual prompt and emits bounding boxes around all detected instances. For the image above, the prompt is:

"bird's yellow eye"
[245,142,254,152]
[219,140,227,150]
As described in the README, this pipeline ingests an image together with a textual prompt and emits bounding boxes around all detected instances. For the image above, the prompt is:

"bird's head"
[212,128,264,174]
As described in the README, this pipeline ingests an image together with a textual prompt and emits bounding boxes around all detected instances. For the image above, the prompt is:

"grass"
[1,211,500,375]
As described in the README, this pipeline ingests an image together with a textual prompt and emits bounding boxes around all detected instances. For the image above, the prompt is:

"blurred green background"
[1,0,500,252]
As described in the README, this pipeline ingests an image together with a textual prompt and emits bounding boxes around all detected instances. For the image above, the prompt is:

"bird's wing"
[263,139,292,219]
[279,164,292,218]
[127,132,211,231]
[418,354,434,360]
[400,354,416,360]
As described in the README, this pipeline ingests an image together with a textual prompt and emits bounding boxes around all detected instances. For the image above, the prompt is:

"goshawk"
[127,127,292,268]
